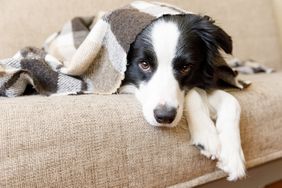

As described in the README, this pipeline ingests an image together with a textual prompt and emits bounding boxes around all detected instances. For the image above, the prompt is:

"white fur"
[207,90,246,181]
[185,88,221,160]
[185,88,246,181]
[135,21,184,127]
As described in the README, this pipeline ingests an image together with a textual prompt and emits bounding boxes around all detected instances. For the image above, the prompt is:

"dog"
[120,14,246,181]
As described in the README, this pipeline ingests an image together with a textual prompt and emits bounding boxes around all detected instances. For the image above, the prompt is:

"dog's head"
[124,14,232,127]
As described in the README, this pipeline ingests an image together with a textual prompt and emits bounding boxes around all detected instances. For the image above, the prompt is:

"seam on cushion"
[168,150,282,188]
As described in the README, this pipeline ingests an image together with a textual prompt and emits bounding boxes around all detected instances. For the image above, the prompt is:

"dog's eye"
[180,64,193,75]
[139,61,151,72]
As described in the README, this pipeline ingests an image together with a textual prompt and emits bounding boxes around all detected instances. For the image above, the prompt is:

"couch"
[0,0,282,187]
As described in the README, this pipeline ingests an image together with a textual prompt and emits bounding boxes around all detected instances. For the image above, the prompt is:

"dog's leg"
[185,88,221,160]
[207,90,245,181]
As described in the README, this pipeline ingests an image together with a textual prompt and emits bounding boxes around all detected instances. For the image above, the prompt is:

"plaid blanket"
[0,1,273,97]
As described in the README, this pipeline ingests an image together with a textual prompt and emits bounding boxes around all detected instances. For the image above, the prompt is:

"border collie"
[120,14,246,181]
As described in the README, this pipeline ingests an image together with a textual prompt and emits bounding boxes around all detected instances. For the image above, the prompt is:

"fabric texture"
[0,1,257,97]
[0,0,282,187]
[228,59,275,74]
[1,73,282,188]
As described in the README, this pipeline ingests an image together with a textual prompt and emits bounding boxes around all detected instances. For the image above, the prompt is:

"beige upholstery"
[0,0,282,187]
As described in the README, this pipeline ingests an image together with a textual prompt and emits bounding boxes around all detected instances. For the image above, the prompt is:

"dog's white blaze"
[136,21,184,127]
[151,21,180,65]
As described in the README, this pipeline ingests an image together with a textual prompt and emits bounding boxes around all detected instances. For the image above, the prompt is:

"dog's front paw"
[191,129,221,160]
[217,144,246,181]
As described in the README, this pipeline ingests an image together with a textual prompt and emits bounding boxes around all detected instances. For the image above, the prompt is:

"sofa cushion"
[0,72,282,187]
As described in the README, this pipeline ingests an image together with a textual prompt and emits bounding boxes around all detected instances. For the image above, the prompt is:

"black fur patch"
[123,31,157,87]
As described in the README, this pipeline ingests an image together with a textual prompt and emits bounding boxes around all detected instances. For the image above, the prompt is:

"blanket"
[0,1,273,97]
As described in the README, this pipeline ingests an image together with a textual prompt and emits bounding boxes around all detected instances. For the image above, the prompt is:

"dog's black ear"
[191,15,233,54]
[183,14,233,88]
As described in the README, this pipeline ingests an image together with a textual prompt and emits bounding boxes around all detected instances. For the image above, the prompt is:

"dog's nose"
[153,105,177,124]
